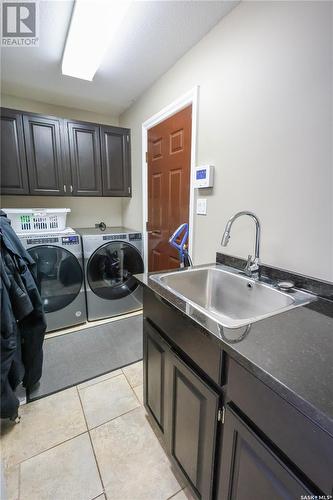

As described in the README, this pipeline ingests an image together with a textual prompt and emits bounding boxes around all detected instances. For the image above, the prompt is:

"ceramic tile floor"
[1,361,195,500]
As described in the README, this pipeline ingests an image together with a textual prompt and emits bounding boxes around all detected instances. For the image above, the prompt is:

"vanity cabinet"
[143,319,169,434]
[0,107,131,197]
[165,351,219,500]
[143,316,221,500]
[218,406,312,500]
[142,287,333,500]
[226,358,333,496]
[143,287,224,386]
[0,109,29,195]
[23,114,66,195]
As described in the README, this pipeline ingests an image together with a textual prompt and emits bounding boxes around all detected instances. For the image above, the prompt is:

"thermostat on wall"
[194,165,214,188]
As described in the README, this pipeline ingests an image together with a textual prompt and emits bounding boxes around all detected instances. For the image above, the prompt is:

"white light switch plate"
[197,198,207,215]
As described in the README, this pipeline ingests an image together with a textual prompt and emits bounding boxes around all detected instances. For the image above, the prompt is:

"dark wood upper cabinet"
[165,351,219,500]
[218,406,312,500]
[1,108,132,197]
[100,126,131,197]
[23,114,66,196]
[66,121,102,196]
[0,109,29,195]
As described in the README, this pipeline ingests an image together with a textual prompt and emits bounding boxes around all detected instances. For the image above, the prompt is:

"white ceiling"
[1,0,238,116]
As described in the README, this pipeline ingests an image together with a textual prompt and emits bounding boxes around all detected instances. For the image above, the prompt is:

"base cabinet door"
[218,406,313,500]
[1,109,29,195]
[143,319,169,434]
[166,351,219,500]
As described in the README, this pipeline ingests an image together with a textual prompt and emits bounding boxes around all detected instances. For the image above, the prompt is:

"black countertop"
[135,262,333,437]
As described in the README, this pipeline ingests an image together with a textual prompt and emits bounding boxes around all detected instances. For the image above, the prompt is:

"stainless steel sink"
[150,265,315,329]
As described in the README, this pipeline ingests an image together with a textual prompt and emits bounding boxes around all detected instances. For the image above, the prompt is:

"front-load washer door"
[87,241,144,300]
[28,245,83,313]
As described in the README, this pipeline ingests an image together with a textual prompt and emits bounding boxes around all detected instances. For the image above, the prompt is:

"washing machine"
[19,229,86,333]
[77,227,144,321]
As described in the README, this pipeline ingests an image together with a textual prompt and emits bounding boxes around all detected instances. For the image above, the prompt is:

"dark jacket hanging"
[1,211,46,419]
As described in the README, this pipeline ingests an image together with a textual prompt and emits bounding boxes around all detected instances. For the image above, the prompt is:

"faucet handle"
[245,254,259,276]
[246,255,253,266]
[244,255,253,276]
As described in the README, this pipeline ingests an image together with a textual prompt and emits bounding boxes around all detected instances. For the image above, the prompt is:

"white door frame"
[141,86,199,271]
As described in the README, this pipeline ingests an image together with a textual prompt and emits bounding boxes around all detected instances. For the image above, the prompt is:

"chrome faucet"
[221,211,261,277]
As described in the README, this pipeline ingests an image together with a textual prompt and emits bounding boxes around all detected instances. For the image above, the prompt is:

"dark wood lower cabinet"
[143,317,219,500]
[218,406,312,500]
[143,319,169,433]
[165,352,219,500]
[143,292,327,500]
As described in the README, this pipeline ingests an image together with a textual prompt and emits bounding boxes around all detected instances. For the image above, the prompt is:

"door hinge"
[146,221,149,231]
[145,151,148,163]
[218,406,225,424]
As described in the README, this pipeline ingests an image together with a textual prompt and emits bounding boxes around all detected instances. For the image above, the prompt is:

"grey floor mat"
[28,315,143,401]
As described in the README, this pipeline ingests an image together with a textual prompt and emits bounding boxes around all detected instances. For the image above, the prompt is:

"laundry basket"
[2,208,71,233]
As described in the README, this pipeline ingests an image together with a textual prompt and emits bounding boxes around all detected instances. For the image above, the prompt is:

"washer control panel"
[103,234,128,241]
[27,237,59,245]
[62,235,80,245]
[129,233,142,241]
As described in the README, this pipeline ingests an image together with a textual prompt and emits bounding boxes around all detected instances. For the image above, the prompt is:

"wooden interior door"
[147,105,192,272]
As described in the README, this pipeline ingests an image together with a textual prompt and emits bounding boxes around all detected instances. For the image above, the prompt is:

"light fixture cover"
[62,0,131,81]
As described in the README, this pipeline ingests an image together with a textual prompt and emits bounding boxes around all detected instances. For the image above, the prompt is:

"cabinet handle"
[128,186,131,194]
[64,185,67,193]
[218,406,225,424]
[70,185,73,193]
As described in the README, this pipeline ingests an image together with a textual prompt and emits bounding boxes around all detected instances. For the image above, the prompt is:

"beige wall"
[1,94,119,126]
[120,1,333,281]
[1,196,123,229]
[1,95,123,228]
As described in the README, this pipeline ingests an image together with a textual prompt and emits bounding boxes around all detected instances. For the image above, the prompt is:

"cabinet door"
[143,319,169,435]
[166,351,219,500]
[23,114,66,195]
[100,126,131,197]
[1,109,29,194]
[67,121,102,196]
[218,406,313,500]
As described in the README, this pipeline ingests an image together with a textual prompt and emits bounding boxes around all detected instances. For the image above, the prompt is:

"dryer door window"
[87,242,144,300]
[28,245,83,313]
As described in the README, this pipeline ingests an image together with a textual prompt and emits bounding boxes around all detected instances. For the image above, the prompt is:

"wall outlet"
[196,198,207,215]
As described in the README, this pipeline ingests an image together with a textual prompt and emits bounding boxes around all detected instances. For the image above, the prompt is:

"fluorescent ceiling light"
[62,0,132,81]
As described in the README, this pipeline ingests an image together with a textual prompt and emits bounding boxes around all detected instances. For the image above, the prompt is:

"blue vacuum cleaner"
[169,223,193,268]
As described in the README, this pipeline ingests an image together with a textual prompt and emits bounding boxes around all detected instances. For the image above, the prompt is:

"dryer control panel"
[62,235,80,245]
[129,233,142,241]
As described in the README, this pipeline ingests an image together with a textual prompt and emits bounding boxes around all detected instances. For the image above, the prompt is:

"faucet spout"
[221,211,261,276]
